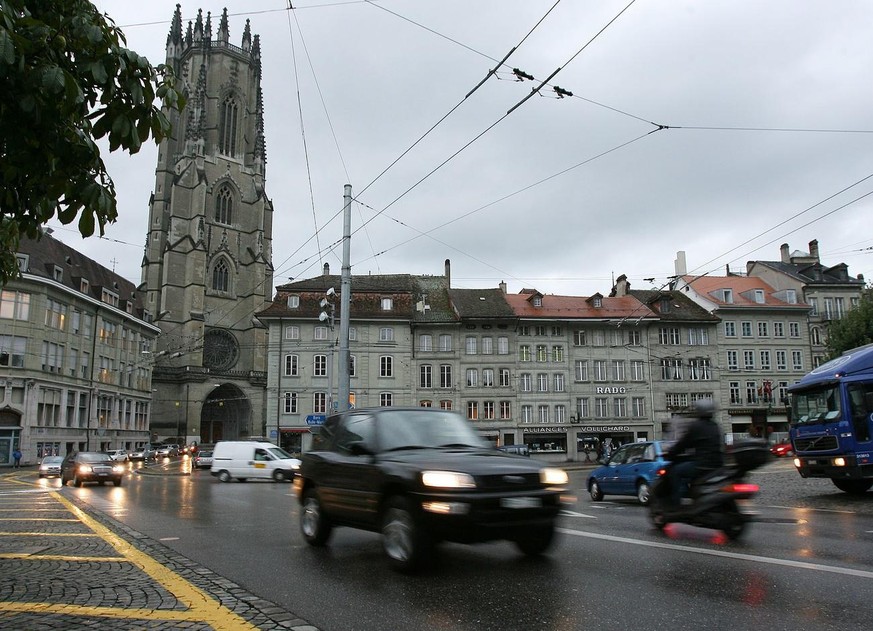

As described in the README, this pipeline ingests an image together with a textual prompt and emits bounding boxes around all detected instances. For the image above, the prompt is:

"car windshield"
[198,450,213,457]
[79,452,112,463]
[42,456,63,464]
[378,410,487,452]
[266,446,295,459]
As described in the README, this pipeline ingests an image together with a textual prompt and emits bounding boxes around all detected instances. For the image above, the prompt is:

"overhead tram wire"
[352,0,563,201]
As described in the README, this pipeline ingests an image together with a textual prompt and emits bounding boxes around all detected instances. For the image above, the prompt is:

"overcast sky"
[53,0,873,298]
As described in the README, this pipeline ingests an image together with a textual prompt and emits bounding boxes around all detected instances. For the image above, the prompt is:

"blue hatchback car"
[586,441,671,505]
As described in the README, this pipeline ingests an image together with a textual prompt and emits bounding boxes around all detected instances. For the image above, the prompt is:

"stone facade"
[142,6,273,445]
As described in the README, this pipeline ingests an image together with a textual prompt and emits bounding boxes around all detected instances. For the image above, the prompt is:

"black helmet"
[691,399,716,418]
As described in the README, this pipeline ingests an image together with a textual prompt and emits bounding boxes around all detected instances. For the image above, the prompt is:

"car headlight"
[421,471,476,489]
[540,467,569,486]
[77,464,94,474]
[112,465,125,474]
[291,462,301,470]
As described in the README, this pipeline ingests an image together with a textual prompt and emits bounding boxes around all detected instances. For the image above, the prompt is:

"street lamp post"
[320,289,337,414]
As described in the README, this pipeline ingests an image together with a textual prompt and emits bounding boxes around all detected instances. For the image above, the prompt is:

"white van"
[210,441,301,482]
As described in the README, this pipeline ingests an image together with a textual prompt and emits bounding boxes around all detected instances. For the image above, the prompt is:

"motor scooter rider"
[664,399,724,509]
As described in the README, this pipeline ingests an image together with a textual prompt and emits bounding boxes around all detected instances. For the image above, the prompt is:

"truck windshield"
[791,385,842,425]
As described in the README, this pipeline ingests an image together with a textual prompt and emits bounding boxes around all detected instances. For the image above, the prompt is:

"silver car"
[38,455,64,478]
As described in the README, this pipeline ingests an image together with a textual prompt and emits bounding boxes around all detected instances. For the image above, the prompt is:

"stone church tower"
[141,6,273,444]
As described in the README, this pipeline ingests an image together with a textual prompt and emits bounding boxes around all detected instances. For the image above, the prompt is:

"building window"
[729,381,741,405]
[746,381,758,405]
[314,355,327,377]
[483,401,495,420]
[594,360,608,381]
[467,401,479,420]
[726,350,738,371]
[688,358,711,380]
[575,360,589,381]
[41,341,64,373]
[754,289,765,304]
[0,290,30,320]
[552,346,564,362]
[519,345,531,362]
[785,289,797,304]
[521,405,533,423]
[45,299,67,330]
[284,354,299,377]
[285,325,300,340]
[722,289,733,303]
[789,322,801,338]
[440,400,453,411]
[314,326,328,340]
[348,327,357,341]
[537,373,548,392]
[219,95,238,156]
[536,345,547,362]
[379,327,394,342]
[283,392,298,414]
[632,397,645,417]
[520,373,532,392]
[439,334,452,352]
[314,392,327,413]
[286,295,299,309]
[613,398,627,418]
[420,400,433,408]
[743,351,755,371]
[212,259,229,292]
[380,355,393,378]
[612,360,626,381]
[757,322,769,337]
[595,398,609,418]
[688,328,709,345]
[440,365,452,388]
[724,321,736,337]
[349,355,357,377]
[499,368,510,387]
[466,336,477,355]
[215,186,233,224]
[500,401,511,419]
[420,365,432,388]
[482,369,494,387]
[741,322,753,337]
[497,336,509,355]
[631,360,645,381]
[792,351,804,371]
[660,359,682,380]
[776,350,787,370]
[466,368,478,387]
[773,322,785,337]
[538,405,549,423]
[380,392,393,407]
[573,330,587,346]
[760,350,771,370]
[576,398,590,418]
[419,334,432,352]
[659,328,681,345]
[481,337,493,355]
[554,373,565,392]
[381,297,393,311]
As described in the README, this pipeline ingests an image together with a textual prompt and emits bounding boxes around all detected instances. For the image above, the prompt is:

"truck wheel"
[382,496,434,573]
[217,470,232,483]
[832,479,873,495]
[514,522,555,555]
[301,488,332,546]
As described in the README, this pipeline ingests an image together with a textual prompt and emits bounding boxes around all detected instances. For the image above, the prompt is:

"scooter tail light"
[724,483,759,494]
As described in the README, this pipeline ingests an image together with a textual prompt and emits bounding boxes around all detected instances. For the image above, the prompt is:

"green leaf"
[0,29,15,65]
[41,64,64,94]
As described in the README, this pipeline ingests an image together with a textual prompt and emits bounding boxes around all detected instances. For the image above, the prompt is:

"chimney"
[809,239,820,262]
[499,280,507,294]
[780,243,790,263]
[323,263,330,276]
[674,251,687,277]
[444,259,451,288]
[612,274,630,297]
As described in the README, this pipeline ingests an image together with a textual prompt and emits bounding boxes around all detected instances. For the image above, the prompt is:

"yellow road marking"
[0,482,260,630]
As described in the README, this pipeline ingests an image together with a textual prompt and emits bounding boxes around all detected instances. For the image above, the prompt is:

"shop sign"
[576,425,633,432]
[523,426,570,433]
[595,386,628,394]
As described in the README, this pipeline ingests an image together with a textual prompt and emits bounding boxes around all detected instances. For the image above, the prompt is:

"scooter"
[648,441,770,540]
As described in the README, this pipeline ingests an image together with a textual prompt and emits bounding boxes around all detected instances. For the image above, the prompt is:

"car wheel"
[382,496,434,573]
[272,469,287,482]
[217,470,232,483]
[637,481,652,505]
[589,479,604,501]
[300,488,333,546]
[113,479,122,487]
[73,476,83,488]
[515,522,556,556]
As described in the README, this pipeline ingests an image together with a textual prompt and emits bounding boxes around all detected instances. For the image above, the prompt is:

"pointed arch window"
[219,95,239,156]
[212,259,229,292]
[215,186,233,224]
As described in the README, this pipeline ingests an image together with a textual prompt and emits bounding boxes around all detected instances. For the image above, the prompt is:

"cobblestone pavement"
[0,470,320,631]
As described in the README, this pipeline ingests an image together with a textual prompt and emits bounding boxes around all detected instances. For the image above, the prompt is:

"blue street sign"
[305,414,326,426]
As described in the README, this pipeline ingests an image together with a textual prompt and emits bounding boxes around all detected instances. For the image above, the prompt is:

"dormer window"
[53,266,63,282]
[80,278,90,293]
[287,295,300,309]
[15,254,28,272]
[754,290,765,304]
[381,297,393,311]
[101,288,119,307]
[659,297,671,313]
[532,296,542,307]
[722,289,733,304]
[785,289,797,304]
[593,296,602,308]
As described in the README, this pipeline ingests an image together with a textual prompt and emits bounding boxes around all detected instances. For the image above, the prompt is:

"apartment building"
[0,232,159,466]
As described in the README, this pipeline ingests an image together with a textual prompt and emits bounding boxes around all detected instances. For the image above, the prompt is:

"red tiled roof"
[504,293,656,319]
[682,275,806,308]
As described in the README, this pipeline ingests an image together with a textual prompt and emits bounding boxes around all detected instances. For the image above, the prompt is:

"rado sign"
[596,386,628,394]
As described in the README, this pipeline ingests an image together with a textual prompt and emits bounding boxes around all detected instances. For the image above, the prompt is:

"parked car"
[107,449,129,462]
[128,446,156,461]
[587,440,672,505]
[296,407,570,572]
[156,444,179,457]
[38,455,64,478]
[193,448,214,469]
[210,441,300,482]
[770,441,794,457]
[497,444,530,457]
[60,451,126,487]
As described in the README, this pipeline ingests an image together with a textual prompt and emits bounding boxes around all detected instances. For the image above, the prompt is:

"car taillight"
[656,467,668,477]
[724,483,759,494]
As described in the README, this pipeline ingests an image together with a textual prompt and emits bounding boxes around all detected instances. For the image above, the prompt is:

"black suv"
[295,407,569,572]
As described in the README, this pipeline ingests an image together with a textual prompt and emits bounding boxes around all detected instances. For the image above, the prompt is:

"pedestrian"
[12,448,22,468]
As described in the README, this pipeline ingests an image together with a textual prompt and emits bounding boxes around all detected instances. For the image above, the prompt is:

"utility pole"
[337,184,352,411]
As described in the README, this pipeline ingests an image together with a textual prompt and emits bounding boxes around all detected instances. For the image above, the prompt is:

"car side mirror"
[348,441,372,456]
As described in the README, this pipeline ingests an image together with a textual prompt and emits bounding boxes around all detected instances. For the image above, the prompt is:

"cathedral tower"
[142,6,273,443]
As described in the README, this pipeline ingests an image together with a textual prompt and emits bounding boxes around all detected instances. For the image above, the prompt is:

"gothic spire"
[165,4,184,60]
[242,18,252,51]
[217,7,229,44]
[193,8,204,42]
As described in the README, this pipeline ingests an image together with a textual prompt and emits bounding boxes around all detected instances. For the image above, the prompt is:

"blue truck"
[788,343,873,495]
